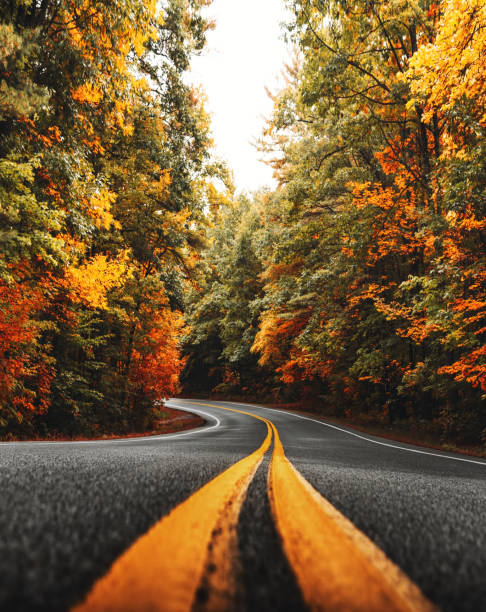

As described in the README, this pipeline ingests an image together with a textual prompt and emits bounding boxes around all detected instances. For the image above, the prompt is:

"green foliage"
[0,0,214,439]
[184,0,486,446]
[182,195,278,397]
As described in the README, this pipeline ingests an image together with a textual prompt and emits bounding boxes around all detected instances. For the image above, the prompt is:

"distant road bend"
[0,399,485,612]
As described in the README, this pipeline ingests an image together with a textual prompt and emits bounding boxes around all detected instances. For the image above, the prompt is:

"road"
[0,399,485,612]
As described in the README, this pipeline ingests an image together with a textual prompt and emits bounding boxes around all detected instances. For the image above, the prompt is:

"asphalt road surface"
[0,399,485,612]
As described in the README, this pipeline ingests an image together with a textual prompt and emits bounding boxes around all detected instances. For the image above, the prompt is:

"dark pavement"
[0,399,485,611]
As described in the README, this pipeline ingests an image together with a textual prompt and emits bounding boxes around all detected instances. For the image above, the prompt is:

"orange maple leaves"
[0,279,53,420]
[129,306,186,403]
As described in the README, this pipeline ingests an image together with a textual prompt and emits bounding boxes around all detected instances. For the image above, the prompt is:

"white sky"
[189,0,291,193]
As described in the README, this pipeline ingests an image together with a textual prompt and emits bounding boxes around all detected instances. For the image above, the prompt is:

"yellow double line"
[73,403,435,612]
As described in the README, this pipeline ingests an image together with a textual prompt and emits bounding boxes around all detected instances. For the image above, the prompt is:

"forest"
[1,0,485,445]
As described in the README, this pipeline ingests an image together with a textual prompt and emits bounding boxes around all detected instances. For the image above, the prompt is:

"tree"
[185,0,485,444]
[0,0,214,438]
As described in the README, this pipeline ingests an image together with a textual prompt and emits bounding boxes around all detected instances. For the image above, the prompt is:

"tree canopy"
[1,0,485,445]
[183,0,486,446]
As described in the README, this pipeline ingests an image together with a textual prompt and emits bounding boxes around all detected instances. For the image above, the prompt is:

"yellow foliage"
[407,0,486,127]
[71,83,103,105]
[58,234,87,255]
[61,0,159,136]
[252,310,310,366]
[86,189,120,230]
[252,311,281,365]
[65,252,132,309]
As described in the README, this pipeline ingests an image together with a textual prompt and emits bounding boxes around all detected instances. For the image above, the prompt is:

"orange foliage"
[0,279,53,419]
[439,347,486,392]
[277,349,333,384]
[260,261,303,282]
[129,306,186,403]
[71,83,103,105]
[350,176,423,265]
[252,309,311,367]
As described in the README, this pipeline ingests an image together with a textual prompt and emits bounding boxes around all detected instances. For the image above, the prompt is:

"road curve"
[0,398,484,611]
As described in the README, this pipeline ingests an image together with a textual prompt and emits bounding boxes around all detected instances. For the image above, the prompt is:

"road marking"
[180,402,437,611]
[267,422,436,612]
[217,400,486,467]
[72,415,272,612]
[70,400,439,611]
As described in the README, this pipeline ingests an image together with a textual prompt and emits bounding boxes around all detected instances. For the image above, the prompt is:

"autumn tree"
[185,0,485,445]
[0,0,214,438]
[182,192,279,398]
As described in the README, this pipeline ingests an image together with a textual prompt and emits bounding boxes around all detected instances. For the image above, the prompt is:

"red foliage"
[0,278,54,423]
[128,306,185,405]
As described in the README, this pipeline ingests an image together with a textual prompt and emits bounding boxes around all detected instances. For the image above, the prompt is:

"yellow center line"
[72,401,437,612]
[72,405,272,612]
[268,421,436,612]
